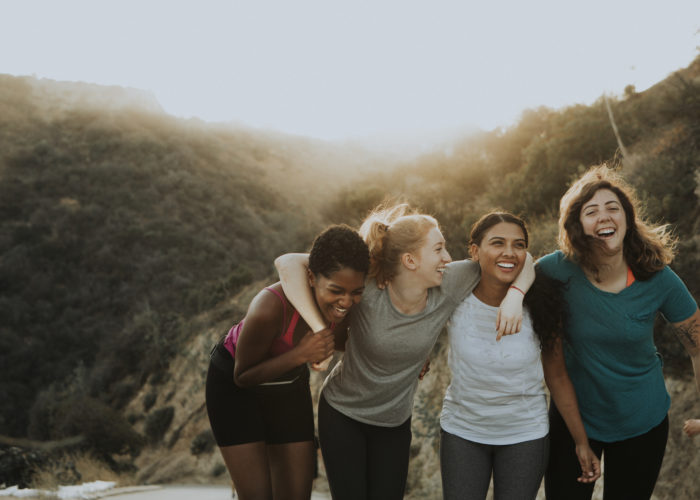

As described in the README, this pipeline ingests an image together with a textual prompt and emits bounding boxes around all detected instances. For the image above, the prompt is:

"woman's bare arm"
[543,338,601,483]
[496,252,535,339]
[274,253,326,333]
[233,289,335,387]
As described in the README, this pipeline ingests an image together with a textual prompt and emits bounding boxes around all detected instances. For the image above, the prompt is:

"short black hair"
[308,224,370,278]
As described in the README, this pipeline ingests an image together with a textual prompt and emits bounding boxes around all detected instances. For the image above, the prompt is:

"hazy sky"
[1,0,698,141]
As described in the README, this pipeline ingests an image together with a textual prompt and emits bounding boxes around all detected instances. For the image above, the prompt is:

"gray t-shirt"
[322,259,481,426]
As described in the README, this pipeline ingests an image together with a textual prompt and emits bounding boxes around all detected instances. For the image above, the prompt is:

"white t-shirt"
[440,293,548,445]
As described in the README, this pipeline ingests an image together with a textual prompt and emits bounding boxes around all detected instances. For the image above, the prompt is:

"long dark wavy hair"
[525,268,568,354]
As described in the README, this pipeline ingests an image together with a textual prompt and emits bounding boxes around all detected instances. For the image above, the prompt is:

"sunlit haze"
[2,0,698,142]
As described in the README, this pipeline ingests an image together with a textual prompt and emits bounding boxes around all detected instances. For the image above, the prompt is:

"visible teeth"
[437,267,446,273]
[498,263,515,268]
[335,307,347,313]
[598,229,615,236]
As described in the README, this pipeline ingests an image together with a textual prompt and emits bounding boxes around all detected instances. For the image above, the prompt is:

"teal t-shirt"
[538,251,697,442]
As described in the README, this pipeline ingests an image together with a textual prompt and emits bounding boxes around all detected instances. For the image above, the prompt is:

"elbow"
[273,255,287,273]
[233,370,254,388]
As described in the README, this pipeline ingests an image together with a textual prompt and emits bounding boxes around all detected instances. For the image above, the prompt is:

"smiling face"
[308,266,366,324]
[413,226,452,288]
[471,222,527,286]
[579,188,627,254]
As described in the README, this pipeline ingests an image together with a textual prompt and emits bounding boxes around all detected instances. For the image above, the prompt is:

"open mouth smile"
[328,305,350,321]
[597,228,616,238]
[497,262,515,270]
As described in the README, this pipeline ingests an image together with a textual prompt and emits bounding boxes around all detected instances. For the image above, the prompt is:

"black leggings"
[318,394,412,500]
[545,403,669,500]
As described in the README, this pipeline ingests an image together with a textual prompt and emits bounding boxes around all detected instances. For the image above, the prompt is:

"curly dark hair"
[308,224,370,278]
[524,267,568,354]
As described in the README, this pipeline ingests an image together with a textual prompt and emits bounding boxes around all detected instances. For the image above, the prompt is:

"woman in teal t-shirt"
[540,165,700,500]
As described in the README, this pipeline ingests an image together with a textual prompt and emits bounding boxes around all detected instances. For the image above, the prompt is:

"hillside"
[0,73,390,441]
[0,54,699,497]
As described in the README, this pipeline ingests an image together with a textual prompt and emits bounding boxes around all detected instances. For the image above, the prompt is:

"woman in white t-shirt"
[440,212,600,500]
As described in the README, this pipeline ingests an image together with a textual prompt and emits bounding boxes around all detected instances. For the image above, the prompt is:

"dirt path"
[101,485,330,499]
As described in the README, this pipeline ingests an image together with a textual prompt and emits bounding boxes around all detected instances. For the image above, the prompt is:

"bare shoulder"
[245,285,286,327]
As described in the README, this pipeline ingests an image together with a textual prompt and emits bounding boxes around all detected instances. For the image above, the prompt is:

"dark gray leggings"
[440,428,549,500]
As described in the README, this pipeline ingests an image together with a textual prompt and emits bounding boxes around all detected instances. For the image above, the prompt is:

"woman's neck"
[472,278,508,307]
[585,251,628,292]
[387,274,429,315]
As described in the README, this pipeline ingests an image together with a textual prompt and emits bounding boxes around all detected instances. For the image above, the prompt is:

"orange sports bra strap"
[626,266,636,287]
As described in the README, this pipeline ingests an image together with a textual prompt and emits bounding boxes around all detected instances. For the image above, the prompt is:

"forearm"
[274,253,326,332]
[234,349,305,387]
[512,252,535,292]
[495,254,534,337]
[547,373,589,446]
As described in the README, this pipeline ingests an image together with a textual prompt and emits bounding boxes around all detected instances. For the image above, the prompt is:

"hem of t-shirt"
[662,299,698,324]
[441,422,549,446]
[584,404,670,443]
[322,390,411,428]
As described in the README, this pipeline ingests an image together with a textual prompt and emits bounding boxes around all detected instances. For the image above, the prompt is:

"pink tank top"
[223,287,300,358]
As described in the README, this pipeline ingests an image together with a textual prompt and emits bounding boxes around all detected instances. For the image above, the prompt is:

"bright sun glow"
[1,0,698,141]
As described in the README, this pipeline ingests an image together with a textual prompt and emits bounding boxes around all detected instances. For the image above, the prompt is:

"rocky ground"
[119,322,699,499]
[11,289,693,499]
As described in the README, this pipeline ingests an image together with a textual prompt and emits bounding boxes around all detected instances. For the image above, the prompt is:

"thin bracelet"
[509,285,525,295]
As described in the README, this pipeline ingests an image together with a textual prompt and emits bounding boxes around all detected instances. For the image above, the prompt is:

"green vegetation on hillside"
[0,55,698,465]
[0,77,325,439]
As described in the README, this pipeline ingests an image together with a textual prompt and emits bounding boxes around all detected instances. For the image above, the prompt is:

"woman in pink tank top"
[205,225,369,500]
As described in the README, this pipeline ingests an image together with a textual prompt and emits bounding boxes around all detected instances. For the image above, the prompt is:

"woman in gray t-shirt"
[275,203,534,500]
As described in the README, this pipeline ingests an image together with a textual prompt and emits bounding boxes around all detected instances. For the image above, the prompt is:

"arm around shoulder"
[274,253,326,333]
[496,252,535,339]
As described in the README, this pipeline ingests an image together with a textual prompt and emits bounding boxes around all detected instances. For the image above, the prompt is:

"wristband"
[509,285,525,295]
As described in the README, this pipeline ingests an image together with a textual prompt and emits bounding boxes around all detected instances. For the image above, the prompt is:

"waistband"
[209,338,308,386]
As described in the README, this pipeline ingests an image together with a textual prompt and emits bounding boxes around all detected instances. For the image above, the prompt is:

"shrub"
[144,406,174,444]
[190,429,215,455]
[142,392,157,412]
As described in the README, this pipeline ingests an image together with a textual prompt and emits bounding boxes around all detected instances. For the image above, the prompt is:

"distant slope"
[322,56,700,265]
[1,54,698,496]
[0,74,392,438]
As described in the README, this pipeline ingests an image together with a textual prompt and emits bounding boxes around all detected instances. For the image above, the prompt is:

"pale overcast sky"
[1,0,698,141]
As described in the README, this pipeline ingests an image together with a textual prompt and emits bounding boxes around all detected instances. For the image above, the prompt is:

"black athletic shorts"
[205,341,314,447]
